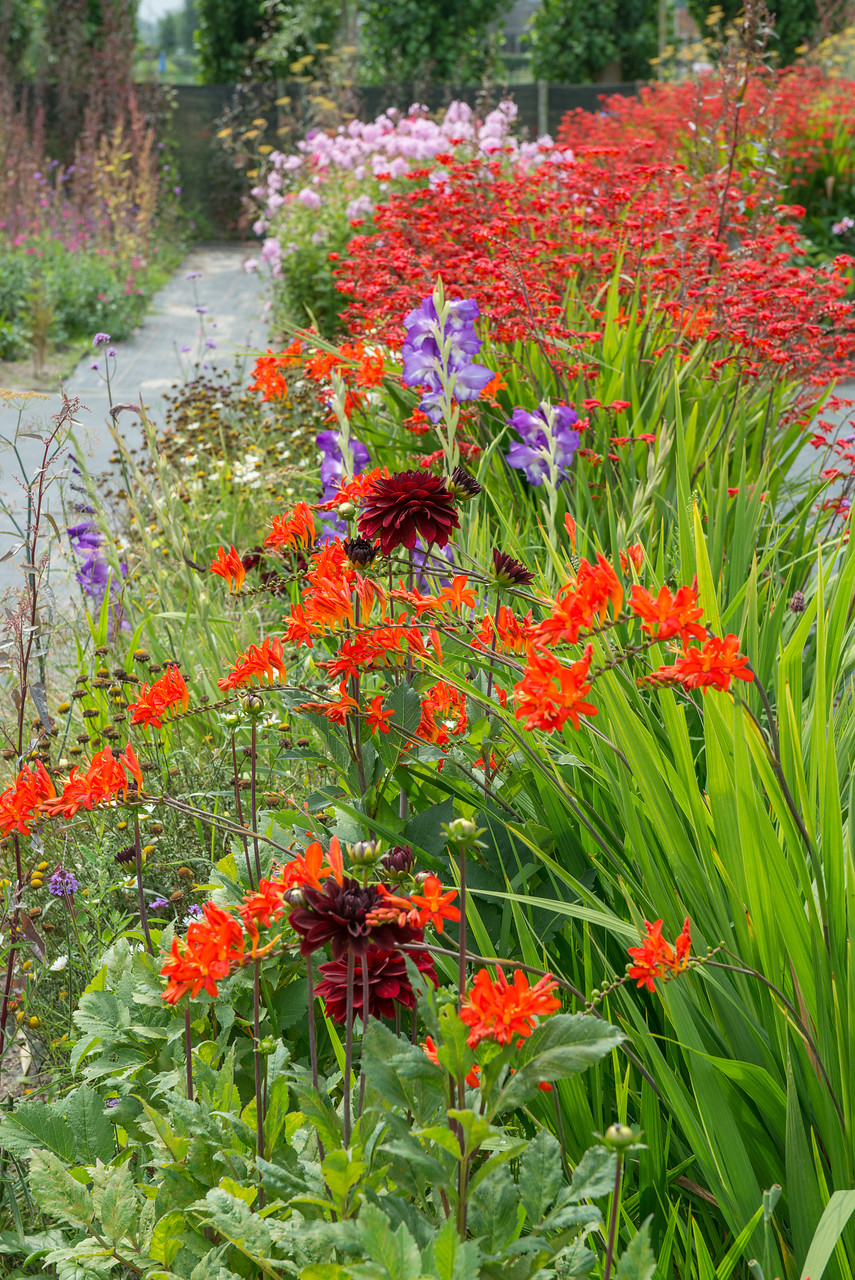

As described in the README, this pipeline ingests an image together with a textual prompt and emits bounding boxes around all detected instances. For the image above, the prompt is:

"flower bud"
[443,817,485,850]
[347,839,382,866]
[603,1123,636,1150]
[283,886,306,907]
[447,465,482,503]
[383,844,415,880]
[338,501,357,520]
[257,1035,278,1055]
[243,694,265,715]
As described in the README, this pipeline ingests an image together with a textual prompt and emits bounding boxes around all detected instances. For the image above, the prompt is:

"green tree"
[686,0,833,64]
[158,10,178,53]
[256,0,342,75]
[178,0,197,53]
[195,0,264,82]
[358,0,514,88]
[526,0,658,82]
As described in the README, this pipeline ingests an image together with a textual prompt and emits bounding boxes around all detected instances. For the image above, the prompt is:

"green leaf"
[357,1201,423,1280]
[495,1015,623,1113]
[150,1210,186,1265]
[435,1007,477,1088]
[799,1191,855,1280]
[28,1150,92,1228]
[62,1086,115,1165]
[98,1159,135,1243]
[0,1101,75,1162]
[467,1164,520,1255]
[422,1217,481,1280]
[263,1074,291,1158]
[199,1187,273,1264]
[615,1219,656,1280]
[322,1148,366,1211]
[568,1145,617,1202]
[519,1130,564,1223]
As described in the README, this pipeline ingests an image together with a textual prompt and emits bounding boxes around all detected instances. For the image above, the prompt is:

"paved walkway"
[0,243,267,595]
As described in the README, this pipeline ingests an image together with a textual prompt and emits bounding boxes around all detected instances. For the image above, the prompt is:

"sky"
[138,0,181,21]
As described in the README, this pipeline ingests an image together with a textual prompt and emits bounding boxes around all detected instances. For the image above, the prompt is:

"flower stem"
[231,734,255,890]
[184,1008,194,1100]
[358,952,369,1117]
[133,815,153,954]
[250,719,262,883]
[253,962,264,1166]
[344,950,355,1147]
[602,1152,623,1280]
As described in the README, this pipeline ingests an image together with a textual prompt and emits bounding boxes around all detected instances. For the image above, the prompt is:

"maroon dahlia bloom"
[315,946,438,1023]
[289,877,422,958]
[357,470,460,556]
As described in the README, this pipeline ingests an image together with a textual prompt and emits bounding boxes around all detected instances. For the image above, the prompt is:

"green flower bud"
[604,1123,636,1150]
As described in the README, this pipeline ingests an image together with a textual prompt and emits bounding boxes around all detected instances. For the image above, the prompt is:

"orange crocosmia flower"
[286,603,317,649]
[646,634,753,693]
[160,901,245,1004]
[408,874,460,934]
[576,553,623,621]
[118,742,143,792]
[629,582,707,647]
[218,635,287,691]
[355,351,385,388]
[365,695,394,734]
[514,644,597,734]
[210,545,246,593]
[627,917,692,992]
[304,350,341,382]
[619,544,644,573]
[423,1035,481,1087]
[321,467,390,510]
[264,502,315,550]
[240,877,287,930]
[296,684,358,726]
[129,664,189,730]
[0,762,56,837]
[564,513,577,551]
[280,836,341,891]
[474,605,537,655]
[480,371,508,402]
[460,967,561,1048]
[416,699,448,747]
[438,575,477,612]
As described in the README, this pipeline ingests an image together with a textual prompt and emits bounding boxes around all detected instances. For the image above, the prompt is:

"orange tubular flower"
[460,967,561,1048]
[297,684,359,726]
[629,583,706,646]
[210,545,246,593]
[514,645,597,734]
[129,665,189,729]
[365,696,394,734]
[160,902,246,1004]
[627,917,692,992]
[408,875,460,934]
[0,763,56,838]
[620,544,644,573]
[264,502,316,550]
[240,877,287,931]
[218,635,287,691]
[280,836,342,891]
[118,743,143,792]
[438,575,477,612]
[646,635,754,693]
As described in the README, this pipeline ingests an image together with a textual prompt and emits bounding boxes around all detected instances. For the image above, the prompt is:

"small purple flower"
[49,868,79,898]
[92,332,111,346]
[149,896,169,911]
[505,404,579,487]
[186,904,203,919]
[205,338,216,349]
[90,362,99,371]
[106,1099,120,1108]
[107,347,117,357]
[67,521,102,552]
[195,306,208,315]
[185,271,202,280]
[180,343,191,352]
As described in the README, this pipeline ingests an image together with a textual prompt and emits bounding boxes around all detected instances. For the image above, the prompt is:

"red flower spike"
[210,545,246,593]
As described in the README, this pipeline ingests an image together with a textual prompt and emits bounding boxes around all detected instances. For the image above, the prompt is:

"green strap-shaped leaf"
[799,1192,855,1280]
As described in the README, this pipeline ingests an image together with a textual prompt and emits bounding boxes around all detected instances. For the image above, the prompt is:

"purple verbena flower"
[149,896,169,911]
[49,868,79,897]
[505,404,579,487]
[92,332,111,346]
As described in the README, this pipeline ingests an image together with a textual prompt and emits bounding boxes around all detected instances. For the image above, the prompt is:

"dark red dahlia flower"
[357,470,460,556]
[289,877,422,958]
[492,548,534,586]
[315,946,438,1023]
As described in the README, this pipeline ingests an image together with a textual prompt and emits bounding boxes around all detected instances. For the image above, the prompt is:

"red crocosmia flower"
[408,875,460,934]
[315,946,437,1023]
[619,543,644,573]
[627,917,692,992]
[118,742,143,792]
[365,696,394,734]
[160,902,246,1004]
[564,513,577,550]
[264,502,316,550]
[210,545,246,593]
[0,762,56,838]
[218,636,287,691]
[460,966,561,1048]
[129,665,189,729]
[279,837,340,892]
[297,684,359,725]
[423,1035,481,1086]
[240,878,288,931]
[357,470,460,555]
[647,634,754,693]
[514,644,598,734]
[629,582,707,646]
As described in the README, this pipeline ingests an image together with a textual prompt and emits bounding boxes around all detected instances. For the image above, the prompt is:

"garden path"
[0,242,266,599]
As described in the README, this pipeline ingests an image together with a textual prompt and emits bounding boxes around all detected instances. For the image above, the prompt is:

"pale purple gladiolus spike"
[401,293,492,422]
[505,404,579,487]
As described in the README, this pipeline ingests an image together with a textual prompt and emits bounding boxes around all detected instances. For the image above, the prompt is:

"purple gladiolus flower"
[67,521,102,552]
[92,332,111,346]
[505,404,579,487]
[316,430,371,542]
[401,295,493,422]
[49,868,79,897]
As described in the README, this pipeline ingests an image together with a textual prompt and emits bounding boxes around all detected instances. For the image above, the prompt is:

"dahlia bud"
[343,537,377,570]
[243,694,265,715]
[447,465,482,503]
[114,845,136,865]
[492,548,534,587]
[382,844,415,880]
[257,1035,278,1055]
[603,1123,637,1151]
[443,817,485,851]
[788,590,806,613]
[347,839,382,866]
[283,886,306,907]
[338,501,357,521]
[221,712,241,727]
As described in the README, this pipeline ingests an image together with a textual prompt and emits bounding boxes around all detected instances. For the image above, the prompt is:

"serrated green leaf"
[28,1150,92,1228]
[467,1164,520,1255]
[98,1159,135,1243]
[568,1145,617,1202]
[0,1102,75,1162]
[63,1086,115,1165]
[422,1217,481,1280]
[615,1219,656,1280]
[357,1201,422,1280]
[519,1130,564,1223]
